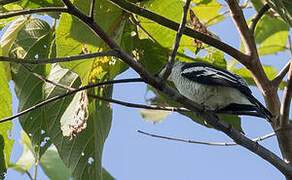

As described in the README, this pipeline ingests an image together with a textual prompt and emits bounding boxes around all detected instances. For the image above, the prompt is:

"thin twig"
[249,3,270,33]
[137,130,276,146]
[272,60,291,87]
[0,7,68,19]
[24,170,33,180]
[280,62,292,127]
[89,0,96,20]
[33,160,38,180]
[162,0,191,81]
[0,50,118,64]
[21,64,75,91]
[0,78,144,123]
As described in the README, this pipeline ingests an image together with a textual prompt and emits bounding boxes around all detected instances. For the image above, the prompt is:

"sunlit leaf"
[0,62,13,177]
[139,109,172,124]
[0,4,23,31]
[191,0,225,26]
[14,131,34,171]
[254,15,289,56]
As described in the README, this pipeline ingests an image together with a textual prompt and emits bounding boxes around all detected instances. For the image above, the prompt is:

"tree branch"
[162,0,191,81]
[107,0,250,65]
[272,60,291,87]
[249,3,270,33]
[0,50,118,64]
[137,130,275,146]
[61,0,292,176]
[0,7,68,19]
[225,0,257,58]
[0,78,143,123]
[89,0,95,20]
[280,62,292,127]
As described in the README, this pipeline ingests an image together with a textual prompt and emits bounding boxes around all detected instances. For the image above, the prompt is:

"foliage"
[0,0,291,179]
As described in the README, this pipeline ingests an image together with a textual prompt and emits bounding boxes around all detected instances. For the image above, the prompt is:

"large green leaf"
[56,0,127,84]
[7,17,54,158]
[39,146,71,180]
[0,62,13,179]
[53,86,113,180]
[254,15,289,56]
[42,64,114,179]
[267,0,292,27]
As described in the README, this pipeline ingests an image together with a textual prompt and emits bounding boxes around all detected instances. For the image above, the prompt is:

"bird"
[157,61,272,122]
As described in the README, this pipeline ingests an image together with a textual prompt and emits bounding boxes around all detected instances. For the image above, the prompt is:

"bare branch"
[272,60,291,87]
[62,0,292,175]
[0,7,68,19]
[89,0,96,20]
[249,3,270,33]
[280,62,292,127]
[137,130,275,146]
[162,0,191,81]
[0,78,143,123]
[0,50,118,64]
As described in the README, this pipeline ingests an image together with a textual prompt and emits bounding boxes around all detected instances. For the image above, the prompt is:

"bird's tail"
[246,96,272,122]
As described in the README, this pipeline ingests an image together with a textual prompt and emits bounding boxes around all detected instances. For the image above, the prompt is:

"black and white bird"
[157,61,272,122]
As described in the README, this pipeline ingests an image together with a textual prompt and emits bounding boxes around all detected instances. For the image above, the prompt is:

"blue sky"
[3,3,291,180]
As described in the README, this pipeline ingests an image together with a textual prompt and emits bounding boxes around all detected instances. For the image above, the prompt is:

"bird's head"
[154,61,185,79]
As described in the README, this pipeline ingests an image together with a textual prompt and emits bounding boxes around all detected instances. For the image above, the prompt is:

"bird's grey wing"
[180,62,252,95]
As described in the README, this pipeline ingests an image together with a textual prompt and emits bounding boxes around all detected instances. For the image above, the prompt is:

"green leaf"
[39,146,71,180]
[0,4,23,31]
[139,110,172,124]
[0,61,13,177]
[254,15,289,56]
[20,0,63,8]
[6,17,55,158]
[42,63,113,179]
[14,131,34,171]
[230,65,278,86]
[191,0,225,26]
[138,0,196,54]
[0,16,26,56]
[56,0,126,84]
[266,0,292,27]
[203,48,226,68]
[54,86,113,180]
